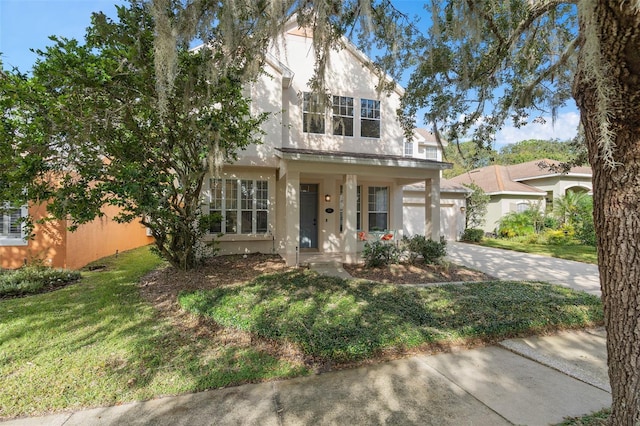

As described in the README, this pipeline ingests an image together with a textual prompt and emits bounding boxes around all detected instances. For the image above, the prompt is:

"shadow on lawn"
[179,270,603,367]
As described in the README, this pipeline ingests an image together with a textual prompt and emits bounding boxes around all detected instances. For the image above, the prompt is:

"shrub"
[406,235,447,264]
[497,211,535,238]
[545,225,575,245]
[461,228,484,242]
[0,266,81,297]
[362,241,400,267]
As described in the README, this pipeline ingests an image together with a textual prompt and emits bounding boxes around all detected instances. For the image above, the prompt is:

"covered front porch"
[275,148,450,266]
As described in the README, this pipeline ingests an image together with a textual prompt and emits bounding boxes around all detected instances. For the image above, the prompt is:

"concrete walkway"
[446,241,601,295]
[2,244,610,425]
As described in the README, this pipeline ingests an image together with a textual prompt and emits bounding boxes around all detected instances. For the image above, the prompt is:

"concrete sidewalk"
[3,328,610,426]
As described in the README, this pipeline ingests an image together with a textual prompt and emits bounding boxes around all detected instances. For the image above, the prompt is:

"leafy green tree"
[497,139,579,165]
[442,141,497,178]
[462,183,489,229]
[1,3,267,270]
[399,2,640,422]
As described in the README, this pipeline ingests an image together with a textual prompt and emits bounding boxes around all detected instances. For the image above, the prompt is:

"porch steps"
[307,261,353,280]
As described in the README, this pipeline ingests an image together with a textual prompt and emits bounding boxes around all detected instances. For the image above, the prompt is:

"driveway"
[446,241,601,295]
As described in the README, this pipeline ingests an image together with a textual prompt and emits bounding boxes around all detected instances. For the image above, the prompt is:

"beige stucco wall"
[269,32,405,157]
[403,190,466,241]
[519,175,593,201]
[483,194,546,233]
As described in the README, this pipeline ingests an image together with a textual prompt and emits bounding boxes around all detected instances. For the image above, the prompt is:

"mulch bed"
[343,262,493,284]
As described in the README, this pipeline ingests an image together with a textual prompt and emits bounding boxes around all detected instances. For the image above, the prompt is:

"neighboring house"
[448,159,593,233]
[0,203,153,270]
[203,22,452,265]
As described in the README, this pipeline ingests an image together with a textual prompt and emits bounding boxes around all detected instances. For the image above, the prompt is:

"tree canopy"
[0,2,268,270]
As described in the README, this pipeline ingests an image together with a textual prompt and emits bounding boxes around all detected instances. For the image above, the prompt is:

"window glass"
[209,179,268,235]
[360,99,380,138]
[424,146,438,159]
[404,141,413,156]
[367,186,388,231]
[1,205,27,245]
[332,96,354,136]
[303,92,325,134]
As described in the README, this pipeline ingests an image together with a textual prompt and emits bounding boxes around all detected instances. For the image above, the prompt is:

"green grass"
[179,270,603,363]
[0,247,304,419]
[556,408,610,425]
[479,238,598,264]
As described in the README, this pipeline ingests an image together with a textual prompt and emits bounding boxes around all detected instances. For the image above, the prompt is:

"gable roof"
[412,128,448,147]
[506,159,592,181]
[449,164,546,196]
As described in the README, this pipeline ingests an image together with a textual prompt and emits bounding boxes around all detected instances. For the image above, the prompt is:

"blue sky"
[0,0,578,145]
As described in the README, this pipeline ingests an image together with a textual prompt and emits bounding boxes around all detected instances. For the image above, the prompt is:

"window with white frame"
[303,92,325,134]
[368,186,388,231]
[516,202,529,213]
[332,96,354,136]
[209,179,268,234]
[360,98,380,138]
[424,146,438,159]
[1,205,26,245]
[339,185,361,232]
[404,141,413,156]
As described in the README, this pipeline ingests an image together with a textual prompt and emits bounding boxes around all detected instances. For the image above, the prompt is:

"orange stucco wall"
[0,204,67,269]
[64,205,154,269]
[0,204,154,270]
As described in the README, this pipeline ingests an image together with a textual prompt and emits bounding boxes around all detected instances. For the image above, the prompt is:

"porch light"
[460,206,466,213]
[325,194,331,202]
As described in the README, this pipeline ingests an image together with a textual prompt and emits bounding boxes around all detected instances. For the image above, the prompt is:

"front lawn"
[0,248,304,420]
[1,247,603,419]
[180,270,603,363]
[479,238,598,264]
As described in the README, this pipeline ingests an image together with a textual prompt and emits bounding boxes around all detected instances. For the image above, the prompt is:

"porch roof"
[276,147,452,170]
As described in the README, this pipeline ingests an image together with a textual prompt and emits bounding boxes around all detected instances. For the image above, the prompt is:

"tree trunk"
[574,2,640,424]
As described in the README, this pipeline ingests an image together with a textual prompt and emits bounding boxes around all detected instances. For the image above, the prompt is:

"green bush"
[545,225,575,245]
[362,241,400,267]
[0,266,81,297]
[461,228,484,242]
[497,211,535,238]
[406,235,447,264]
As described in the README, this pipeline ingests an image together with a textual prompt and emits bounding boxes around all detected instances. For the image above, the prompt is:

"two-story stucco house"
[203,22,452,265]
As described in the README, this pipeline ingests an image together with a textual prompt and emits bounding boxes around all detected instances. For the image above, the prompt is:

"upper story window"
[425,146,438,160]
[303,92,325,134]
[404,141,413,157]
[209,179,269,235]
[360,99,380,138]
[1,205,27,246]
[332,96,354,137]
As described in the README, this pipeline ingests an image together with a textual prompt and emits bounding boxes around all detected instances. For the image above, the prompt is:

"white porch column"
[343,174,358,264]
[425,178,441,240]
[284,170,300,266]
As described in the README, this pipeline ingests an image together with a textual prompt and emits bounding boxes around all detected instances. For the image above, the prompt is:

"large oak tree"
[399,1,639,424]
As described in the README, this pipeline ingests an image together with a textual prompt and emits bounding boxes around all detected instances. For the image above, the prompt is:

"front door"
[300,184,318,249]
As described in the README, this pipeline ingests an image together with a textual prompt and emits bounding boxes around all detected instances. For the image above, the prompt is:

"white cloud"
[495,111,580,147]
